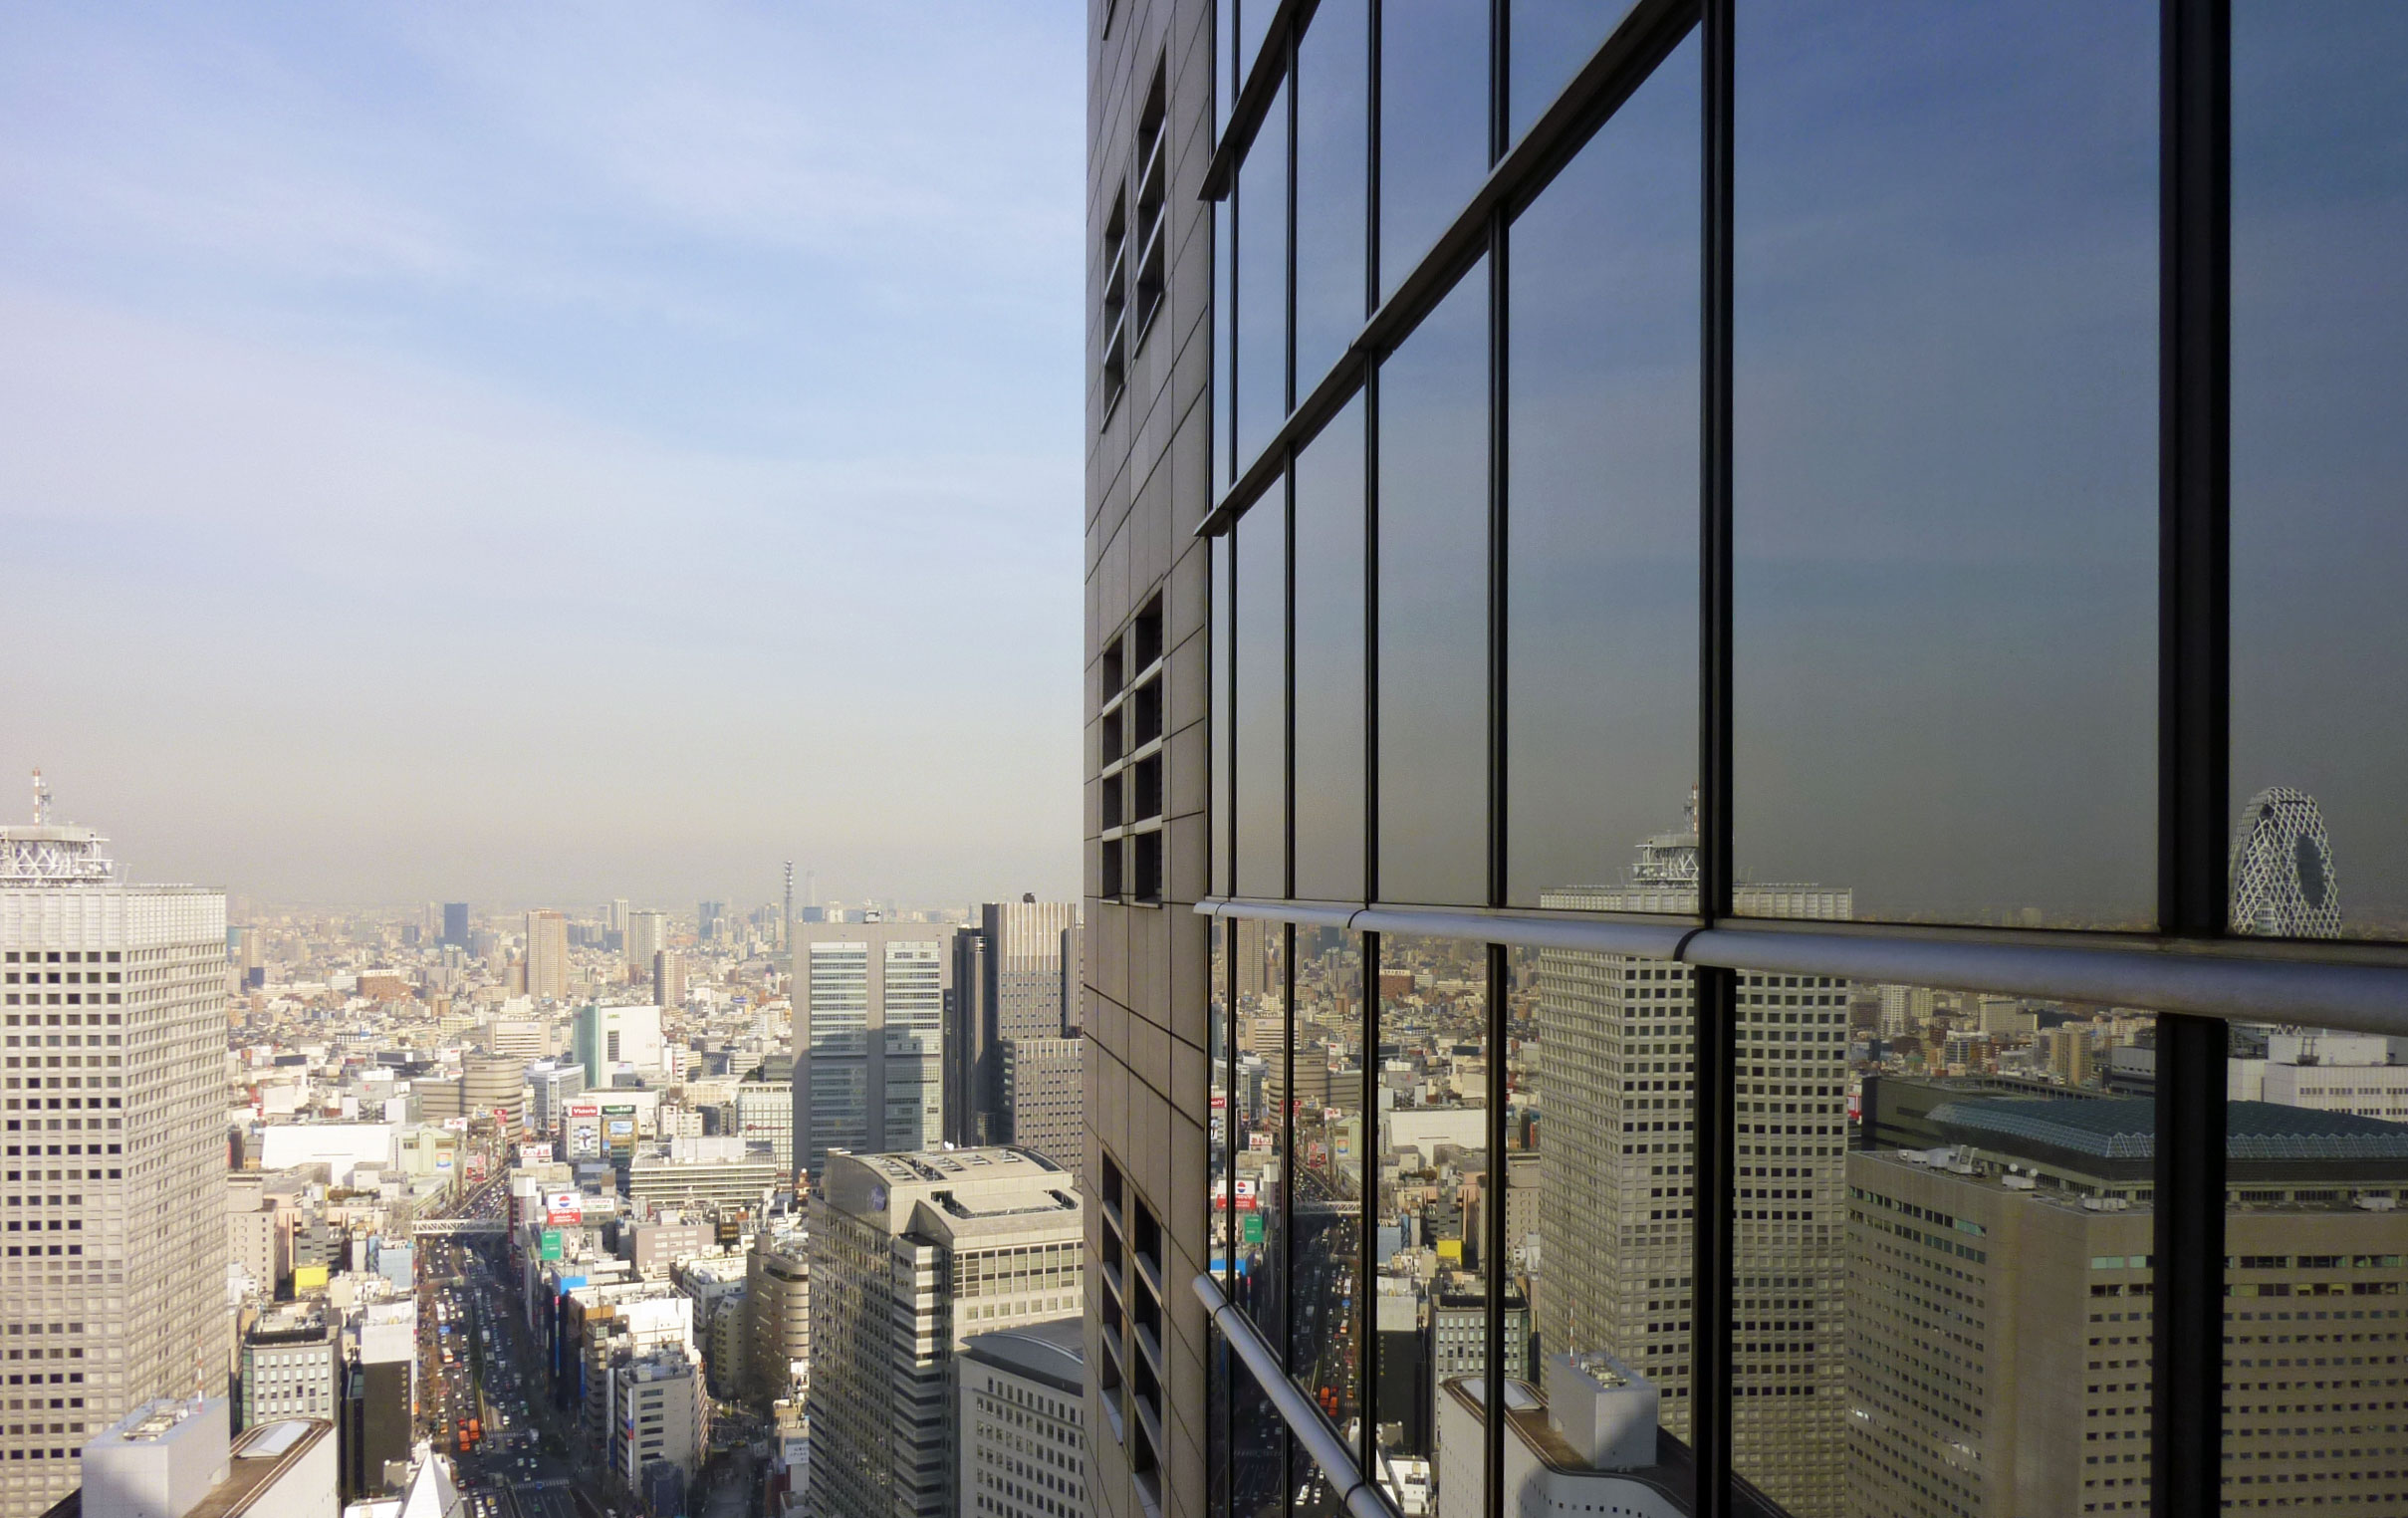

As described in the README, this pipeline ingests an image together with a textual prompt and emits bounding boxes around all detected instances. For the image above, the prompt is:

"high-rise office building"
[948,901,1081,1150]
[237,1304,335,1429]
[1848,1099,2408,1518]
[807,1148,1084,1518]
[0,785,227,1518]
[1531,800,1852,1511]
[440,902,469,949]
[733,1081,794,1176]
[653,949,686,1010]
[1085,7,2408,1518]
[1002,1036,1085,1175]
[525,909,570,1003]
[626,910,669,977]
[958,1315,1089,1518]
[698,900,727,944]
[789,921,955,1176]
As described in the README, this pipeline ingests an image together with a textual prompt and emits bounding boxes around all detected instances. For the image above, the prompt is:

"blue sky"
[0,2,1086,908]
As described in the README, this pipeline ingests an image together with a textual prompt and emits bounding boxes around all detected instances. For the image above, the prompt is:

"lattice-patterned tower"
[2230,786,2343,938]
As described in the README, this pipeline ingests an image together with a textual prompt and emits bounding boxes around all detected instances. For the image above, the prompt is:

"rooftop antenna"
[31,770,50,826]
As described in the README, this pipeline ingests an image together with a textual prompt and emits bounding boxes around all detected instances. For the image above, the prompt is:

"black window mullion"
[1358,928,1380,1480]
[1484,941,1507,1518]
[1364,362,1381,904]
[2153,2,2232,1516]
[1695,6,1737,1518]
[1279,919,1297,1385]
[1285,465,1299,901]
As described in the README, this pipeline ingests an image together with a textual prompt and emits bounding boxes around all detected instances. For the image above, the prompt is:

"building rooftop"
[1931,1097,2408,1160]
[960,1313,1085,1397]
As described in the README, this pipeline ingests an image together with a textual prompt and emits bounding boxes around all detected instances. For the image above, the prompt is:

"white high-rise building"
[1533,795,1853,1518]
[0,777,228,1518]
[958,1315,1088,1518]
[807,1147,1083,1518]
[626,910,669,977]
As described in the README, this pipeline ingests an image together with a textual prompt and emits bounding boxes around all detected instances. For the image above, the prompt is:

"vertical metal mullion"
[1279,919,1297,1385]
[1484,942,1508,1518]
[1484,2,1512,1509]
[1694,5,1738,1518]
[1286,29,1301,423]
[2154,3,2231,1517]
[1363,0,1382,911]
[1285,466,1299,902]
[1358,928,1380,1478]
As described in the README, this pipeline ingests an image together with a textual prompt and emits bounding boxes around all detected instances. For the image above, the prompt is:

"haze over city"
[0,2,1086,905]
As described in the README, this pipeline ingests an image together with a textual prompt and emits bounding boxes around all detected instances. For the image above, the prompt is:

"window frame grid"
[1182,2,2377,1517]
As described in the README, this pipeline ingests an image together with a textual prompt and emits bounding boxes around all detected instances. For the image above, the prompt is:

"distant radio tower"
[783,861,795,951]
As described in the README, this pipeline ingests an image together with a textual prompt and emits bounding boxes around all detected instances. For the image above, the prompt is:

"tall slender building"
[625,910,669,977]
[525,909,569,1003]
[2229,786,2343,937]
[963,900,1081,1152]
[790,922,956,1176]
[1533,796,1853,1517]
[808,1148,1084,1518]
[0,778,227,1518]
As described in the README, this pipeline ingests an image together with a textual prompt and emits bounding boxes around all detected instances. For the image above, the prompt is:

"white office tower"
[1534,794,1852,1518]
[0,779,227,1518]
[958,1315,1087,1518]
[790,924,955,1177]
[807,1148,1083,1518]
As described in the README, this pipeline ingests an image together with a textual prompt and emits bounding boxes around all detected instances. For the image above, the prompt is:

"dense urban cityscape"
[10,3,2408,1518]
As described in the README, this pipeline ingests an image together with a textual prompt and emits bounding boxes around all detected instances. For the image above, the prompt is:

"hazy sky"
[0,3,1085,909]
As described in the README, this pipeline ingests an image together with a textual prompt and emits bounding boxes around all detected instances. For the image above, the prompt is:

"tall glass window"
[2231,3,2408,940]
[1509,0,1641,144]
[1211,918,1234,1287]
[1295,0,1369,393]
[1379,0,1491,300]
[1237,483,1289,899]
[1732,1,2158,930]
[1213,531,1236,898]
[1216,201,1236,494]
[1237,82,1292,471]
[1506,37,1700,908]
[1290,928,1365,1487]
[1230,1340,1288,1517]
[1294,396,1367,902]
[1370,933,1491,1512]
[1232,918,1291,1356]
[1510,941,1697,1503]
[1376,260,1491,907]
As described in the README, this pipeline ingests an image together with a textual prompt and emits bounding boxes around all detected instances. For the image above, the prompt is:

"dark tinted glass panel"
[2232,4,2408,939]
[1232,918,1290,1355]
[1509,0,1644,144]
[1294,395,1367,901]
[1211,918,1234,1286]
[1237,82,1291,470]
[1732,2,2157,930]
[1238,0,1277,92]
[1213,531,1235,897]
[1295,0,1369,391]
[1237,485,1289,898]
[1511,942,1697,1500]
[1376,260,1491,906]
[2222,1020,2408,1506]
[1378,0,1490,301]
[1231,1341,1288,1518]
[1217,0,1240,142]
[1216,201,1235,493]
[1370,933,1490,1512]
[1290,929,1365,1453]
[1506,37,1700,908]
[1209,1327,1233,1518]
[1832,985,2157,1518]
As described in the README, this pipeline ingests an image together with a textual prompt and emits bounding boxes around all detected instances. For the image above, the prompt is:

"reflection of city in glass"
[1148,4,2408,1518]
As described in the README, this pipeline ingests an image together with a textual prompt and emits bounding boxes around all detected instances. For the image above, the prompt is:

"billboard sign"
[540,1228,564,1262]
[568,1103,600,1120]
[543,1191,584,1226]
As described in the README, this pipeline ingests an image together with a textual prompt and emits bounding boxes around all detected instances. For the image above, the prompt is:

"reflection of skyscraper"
[2229,785,2342,937]
[1847,1098,2408,1518]
[1534,793,1852,1518]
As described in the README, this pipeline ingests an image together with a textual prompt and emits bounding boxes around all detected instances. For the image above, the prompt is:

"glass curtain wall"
[1193,3,2408,1517]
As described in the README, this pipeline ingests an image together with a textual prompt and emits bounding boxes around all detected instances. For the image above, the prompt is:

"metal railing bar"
[1194,1271,1397,1518]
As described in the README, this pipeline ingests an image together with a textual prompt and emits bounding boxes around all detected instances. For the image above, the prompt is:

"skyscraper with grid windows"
[0,781,226,1518]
